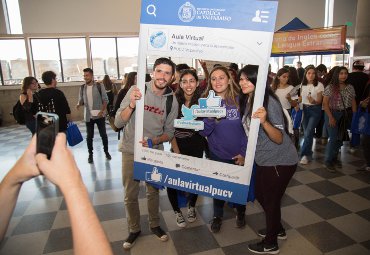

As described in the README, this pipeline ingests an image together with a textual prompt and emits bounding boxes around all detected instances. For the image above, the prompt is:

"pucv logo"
[178,2,196,22]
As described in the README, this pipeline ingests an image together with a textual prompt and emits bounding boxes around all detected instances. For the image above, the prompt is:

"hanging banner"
[133,0,278,204]
[272,26,346,54]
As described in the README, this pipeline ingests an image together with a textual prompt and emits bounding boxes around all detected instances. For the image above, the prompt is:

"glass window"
[0,39,28,85]
[90,38,117,80]
[300,55,317,68]
[31,39,61,82]
[117,37,139,79]
[60,38,87,82]
[283,56,299,67]
[269,57,279,73]
[5,0,23,34]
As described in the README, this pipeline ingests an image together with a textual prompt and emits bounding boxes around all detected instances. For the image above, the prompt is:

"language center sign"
[272,26,346,54]
[133,0,278,204]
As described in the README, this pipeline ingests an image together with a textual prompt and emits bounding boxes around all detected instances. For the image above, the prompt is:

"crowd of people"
[1,57,369,254]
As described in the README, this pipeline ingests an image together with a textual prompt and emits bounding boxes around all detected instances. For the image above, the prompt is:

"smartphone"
[36,112,59,159]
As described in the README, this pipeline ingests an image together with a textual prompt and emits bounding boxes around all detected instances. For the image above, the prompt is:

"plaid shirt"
[323,84,355,110]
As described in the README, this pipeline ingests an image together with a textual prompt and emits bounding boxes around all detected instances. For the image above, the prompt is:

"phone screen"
[36,112,59,159]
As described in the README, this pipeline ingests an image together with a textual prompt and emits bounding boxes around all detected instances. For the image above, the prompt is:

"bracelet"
[128,103,135,110]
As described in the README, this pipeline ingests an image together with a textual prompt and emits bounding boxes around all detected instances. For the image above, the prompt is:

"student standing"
[299,66,324,165]
[77,68,111,163]
[167,69,205,228]
[322,66,356,172]
[238,65,298,254]
[115,58,179,249]
[199,66,247,233]
[19,77,39,134]
[37,71,71,133]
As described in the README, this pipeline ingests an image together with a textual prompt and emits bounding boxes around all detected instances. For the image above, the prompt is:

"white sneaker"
[366,166,370,172]
[187,207,197,223]
[300,156,309,165]
[349,147,356,154]
[175,211,186,228]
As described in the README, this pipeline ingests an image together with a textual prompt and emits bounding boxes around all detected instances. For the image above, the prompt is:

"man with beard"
[115,57,178,249]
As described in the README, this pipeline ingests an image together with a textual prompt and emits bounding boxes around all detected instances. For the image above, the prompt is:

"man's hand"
[10,135,40,185]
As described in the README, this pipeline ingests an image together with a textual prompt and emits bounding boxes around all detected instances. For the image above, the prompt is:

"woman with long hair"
[200,66,247,233]
[20,76,39,134]
[167,69,205,228]
[102,75,116,113]
[288,66,300,87]
[112,72,137,117]
[271,68,294,113]
[323,66,356,172]
[238,65,298,254]
[299,66,324,165]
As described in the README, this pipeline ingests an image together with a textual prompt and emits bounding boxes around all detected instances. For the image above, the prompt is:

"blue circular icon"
[150,31,166,49]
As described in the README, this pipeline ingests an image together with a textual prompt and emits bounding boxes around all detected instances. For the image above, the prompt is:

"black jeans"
[86,117,108,154]
[255,164,297,245]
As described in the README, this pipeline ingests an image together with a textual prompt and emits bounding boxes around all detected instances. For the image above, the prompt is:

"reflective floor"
[0,122,369,255]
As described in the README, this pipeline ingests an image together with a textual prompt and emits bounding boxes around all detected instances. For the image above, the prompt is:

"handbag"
[351,107,370,135]
[336,93,350,141]
[66,122,83,146]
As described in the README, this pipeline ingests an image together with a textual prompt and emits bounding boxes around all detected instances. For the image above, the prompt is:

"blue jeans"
[209,150,245,218]
[324,111,343,164]
[301,105,322,158]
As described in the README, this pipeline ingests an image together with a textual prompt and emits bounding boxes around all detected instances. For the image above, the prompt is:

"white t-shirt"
[86,85,94,114]
[301,82,324,105]
[275,85,294,110]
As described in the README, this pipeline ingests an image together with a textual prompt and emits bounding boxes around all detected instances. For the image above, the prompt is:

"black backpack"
[13,100,26,125]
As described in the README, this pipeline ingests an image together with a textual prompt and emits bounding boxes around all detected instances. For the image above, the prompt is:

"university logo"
[178,2,196,22]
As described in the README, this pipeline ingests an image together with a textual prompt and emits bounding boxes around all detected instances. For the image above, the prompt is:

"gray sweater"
[78,82,109,122]
[114,82,178,154]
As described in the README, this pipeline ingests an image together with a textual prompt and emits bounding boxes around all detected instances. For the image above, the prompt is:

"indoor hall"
[1,0,370,254]
[0,123,369,254]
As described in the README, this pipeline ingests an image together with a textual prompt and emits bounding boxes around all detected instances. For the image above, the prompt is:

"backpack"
[13,100,26,125]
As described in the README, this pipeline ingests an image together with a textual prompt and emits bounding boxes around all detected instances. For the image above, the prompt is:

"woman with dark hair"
[271,68,294,114]
[238,65,298,254]
[200,66,247,233]
[167,69,205,228]
[112,72,137,117]
[288,66,300,87]
[102,75,116,113]
[323,66,356,172]
[299,66,324,165]
[20,76,39,134]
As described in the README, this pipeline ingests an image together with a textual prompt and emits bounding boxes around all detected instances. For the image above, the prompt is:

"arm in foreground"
[36,134,112,255]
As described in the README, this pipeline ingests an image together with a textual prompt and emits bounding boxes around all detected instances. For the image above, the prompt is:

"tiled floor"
[0,122,369,255]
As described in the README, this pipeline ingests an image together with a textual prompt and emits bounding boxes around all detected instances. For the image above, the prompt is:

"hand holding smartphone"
[36,112,59,159]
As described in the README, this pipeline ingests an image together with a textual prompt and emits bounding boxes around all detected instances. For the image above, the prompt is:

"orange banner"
[272,26,346,54]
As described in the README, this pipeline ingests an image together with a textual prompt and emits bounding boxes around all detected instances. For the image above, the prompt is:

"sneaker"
[325,163,336,173]
[210,217,222,233]
[349,147,356,154]
[187,206,197,223]
[105,151,112,160]
[236,212,246,228]
[150,226,168,241]
[300,156,309,165]
[257,228,287,240]
[366,166,370,172]
[248,240,279,254]
[88,154,93,164]
[175,211,186,228]
[123,231,141,249]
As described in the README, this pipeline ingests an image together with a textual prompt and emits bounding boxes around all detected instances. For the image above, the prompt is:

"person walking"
[77,68,111,163]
